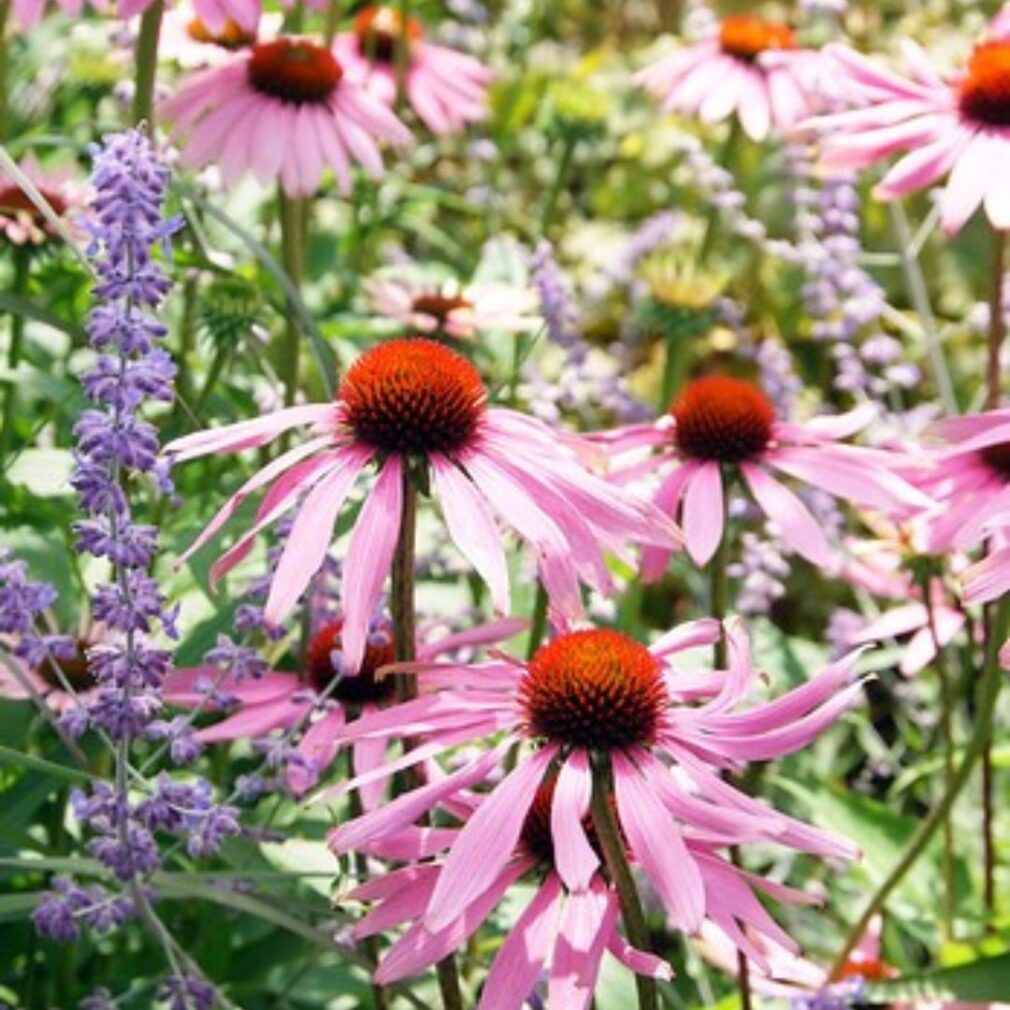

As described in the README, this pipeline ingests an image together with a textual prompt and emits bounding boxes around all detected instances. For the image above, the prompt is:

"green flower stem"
[277,189,306,407]
[919,569,956,939]
[323,0,341,44]
[830,596,1010,976]
[589,754,658,1010]
[132,1,165,130]
[389,465,464,1010]
[1,247,31,467]
[539,135,577,237]
[889,202,956,415]
[0,0,11,143]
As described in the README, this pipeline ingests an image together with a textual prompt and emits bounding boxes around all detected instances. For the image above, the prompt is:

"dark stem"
[389,464,463,1010]
[829,596,1010,975]
[132,1,165,130]
[919,569,956,938]
[525,583,549,660]
[1,247,31,466]
[589,755,658,1010]
[0,0,10,143]
[277,190,306,407]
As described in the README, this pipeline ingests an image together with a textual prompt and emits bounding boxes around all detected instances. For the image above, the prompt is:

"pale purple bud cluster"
[158,974,217,1010]
[0,550,69,668]
[728,532,790,617]
[790,978,865,1010]
[33,876,136,942]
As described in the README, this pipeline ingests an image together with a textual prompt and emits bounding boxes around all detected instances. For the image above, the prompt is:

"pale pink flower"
[834,521,966,677]
[597,375,928,571]
[327,620,861,950]
[345,775,821,1009]
[160,36,411,196]
[163,614,524,796]
[157,3,283,69]
[0,155,88,248]
[812,25,1010,235]
[122,0,260,34]
[332,6,492,135]
[163,338,680,672]
[636,15,824,142]
[363,270,541,340]
[913,410,1010,604]
[11,0,106,28]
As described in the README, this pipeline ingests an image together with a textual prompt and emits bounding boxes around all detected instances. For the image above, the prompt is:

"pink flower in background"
[914,410,1010,604]
[121,0,259,33]
[163,614,524,796]
[636,15,823,141]
[812,24,1010,234]
[10,0,106,28]
[161,36,410,196]
[332,6,492,135]
[0,156,88,248]
[833,522,967,676]
[157,3,283,68]
[328,620,860,946]
[363,271,541,340]
[345,775,821,1009]
[598,375,928,571]
[163,338,679,671]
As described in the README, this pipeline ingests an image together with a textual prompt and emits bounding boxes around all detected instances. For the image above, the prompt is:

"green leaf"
[0,892,43,922]
[0,745,93,784]
[866,952,1010,1002]
[0,291,85,340]
[5,448,75,497]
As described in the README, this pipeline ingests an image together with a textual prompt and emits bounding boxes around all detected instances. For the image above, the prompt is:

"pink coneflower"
[0,156,88,248]
[598,375,927,570]
[157,4,282,69]
[164,613,524,795]
[910,410,1010,604]
[635,15,823,141]
[160,35,411,196]
[328,620,861,944]
[163,338,679,672]
[0,636,99,716]
[363,270,541,340]
[834,522,966,676]
[121,0,259,34]
[345,775,822,1009]
[812,25,1010,235]
[331,6,492,135]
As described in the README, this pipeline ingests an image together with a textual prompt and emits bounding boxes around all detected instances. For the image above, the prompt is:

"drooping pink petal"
[741,464,830,566]
[424,743,559,933]
[551,749,599,891]
[682,462,724,566]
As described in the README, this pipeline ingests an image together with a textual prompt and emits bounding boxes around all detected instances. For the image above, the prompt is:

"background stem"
[1,248,31,466]
[277,190,306,407]
[830,596,1010,975]
[132,1,165,130]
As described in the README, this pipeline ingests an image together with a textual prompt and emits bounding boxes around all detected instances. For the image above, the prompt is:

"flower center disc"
[35,640,96,692]
[411,292,473,327]
[340,338,487,454]
[355,6,421,64]
[306,619,397,704]
[960,42,1010,127]
[718,16,795,62]
[673,375,775,463]
[519,629,667,750]
[187,17,257,49]
[247,38,343,104]
[979,440,1010,480]
[0,185,67,227]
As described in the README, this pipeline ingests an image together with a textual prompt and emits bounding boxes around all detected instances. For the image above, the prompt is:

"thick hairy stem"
[132,2,165,130]
[830,597,1010,975]
[589,756,658,1010]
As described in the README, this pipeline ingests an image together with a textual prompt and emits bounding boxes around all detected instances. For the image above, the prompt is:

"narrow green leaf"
[0,745,93,783]
[866,952,1010,1002]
